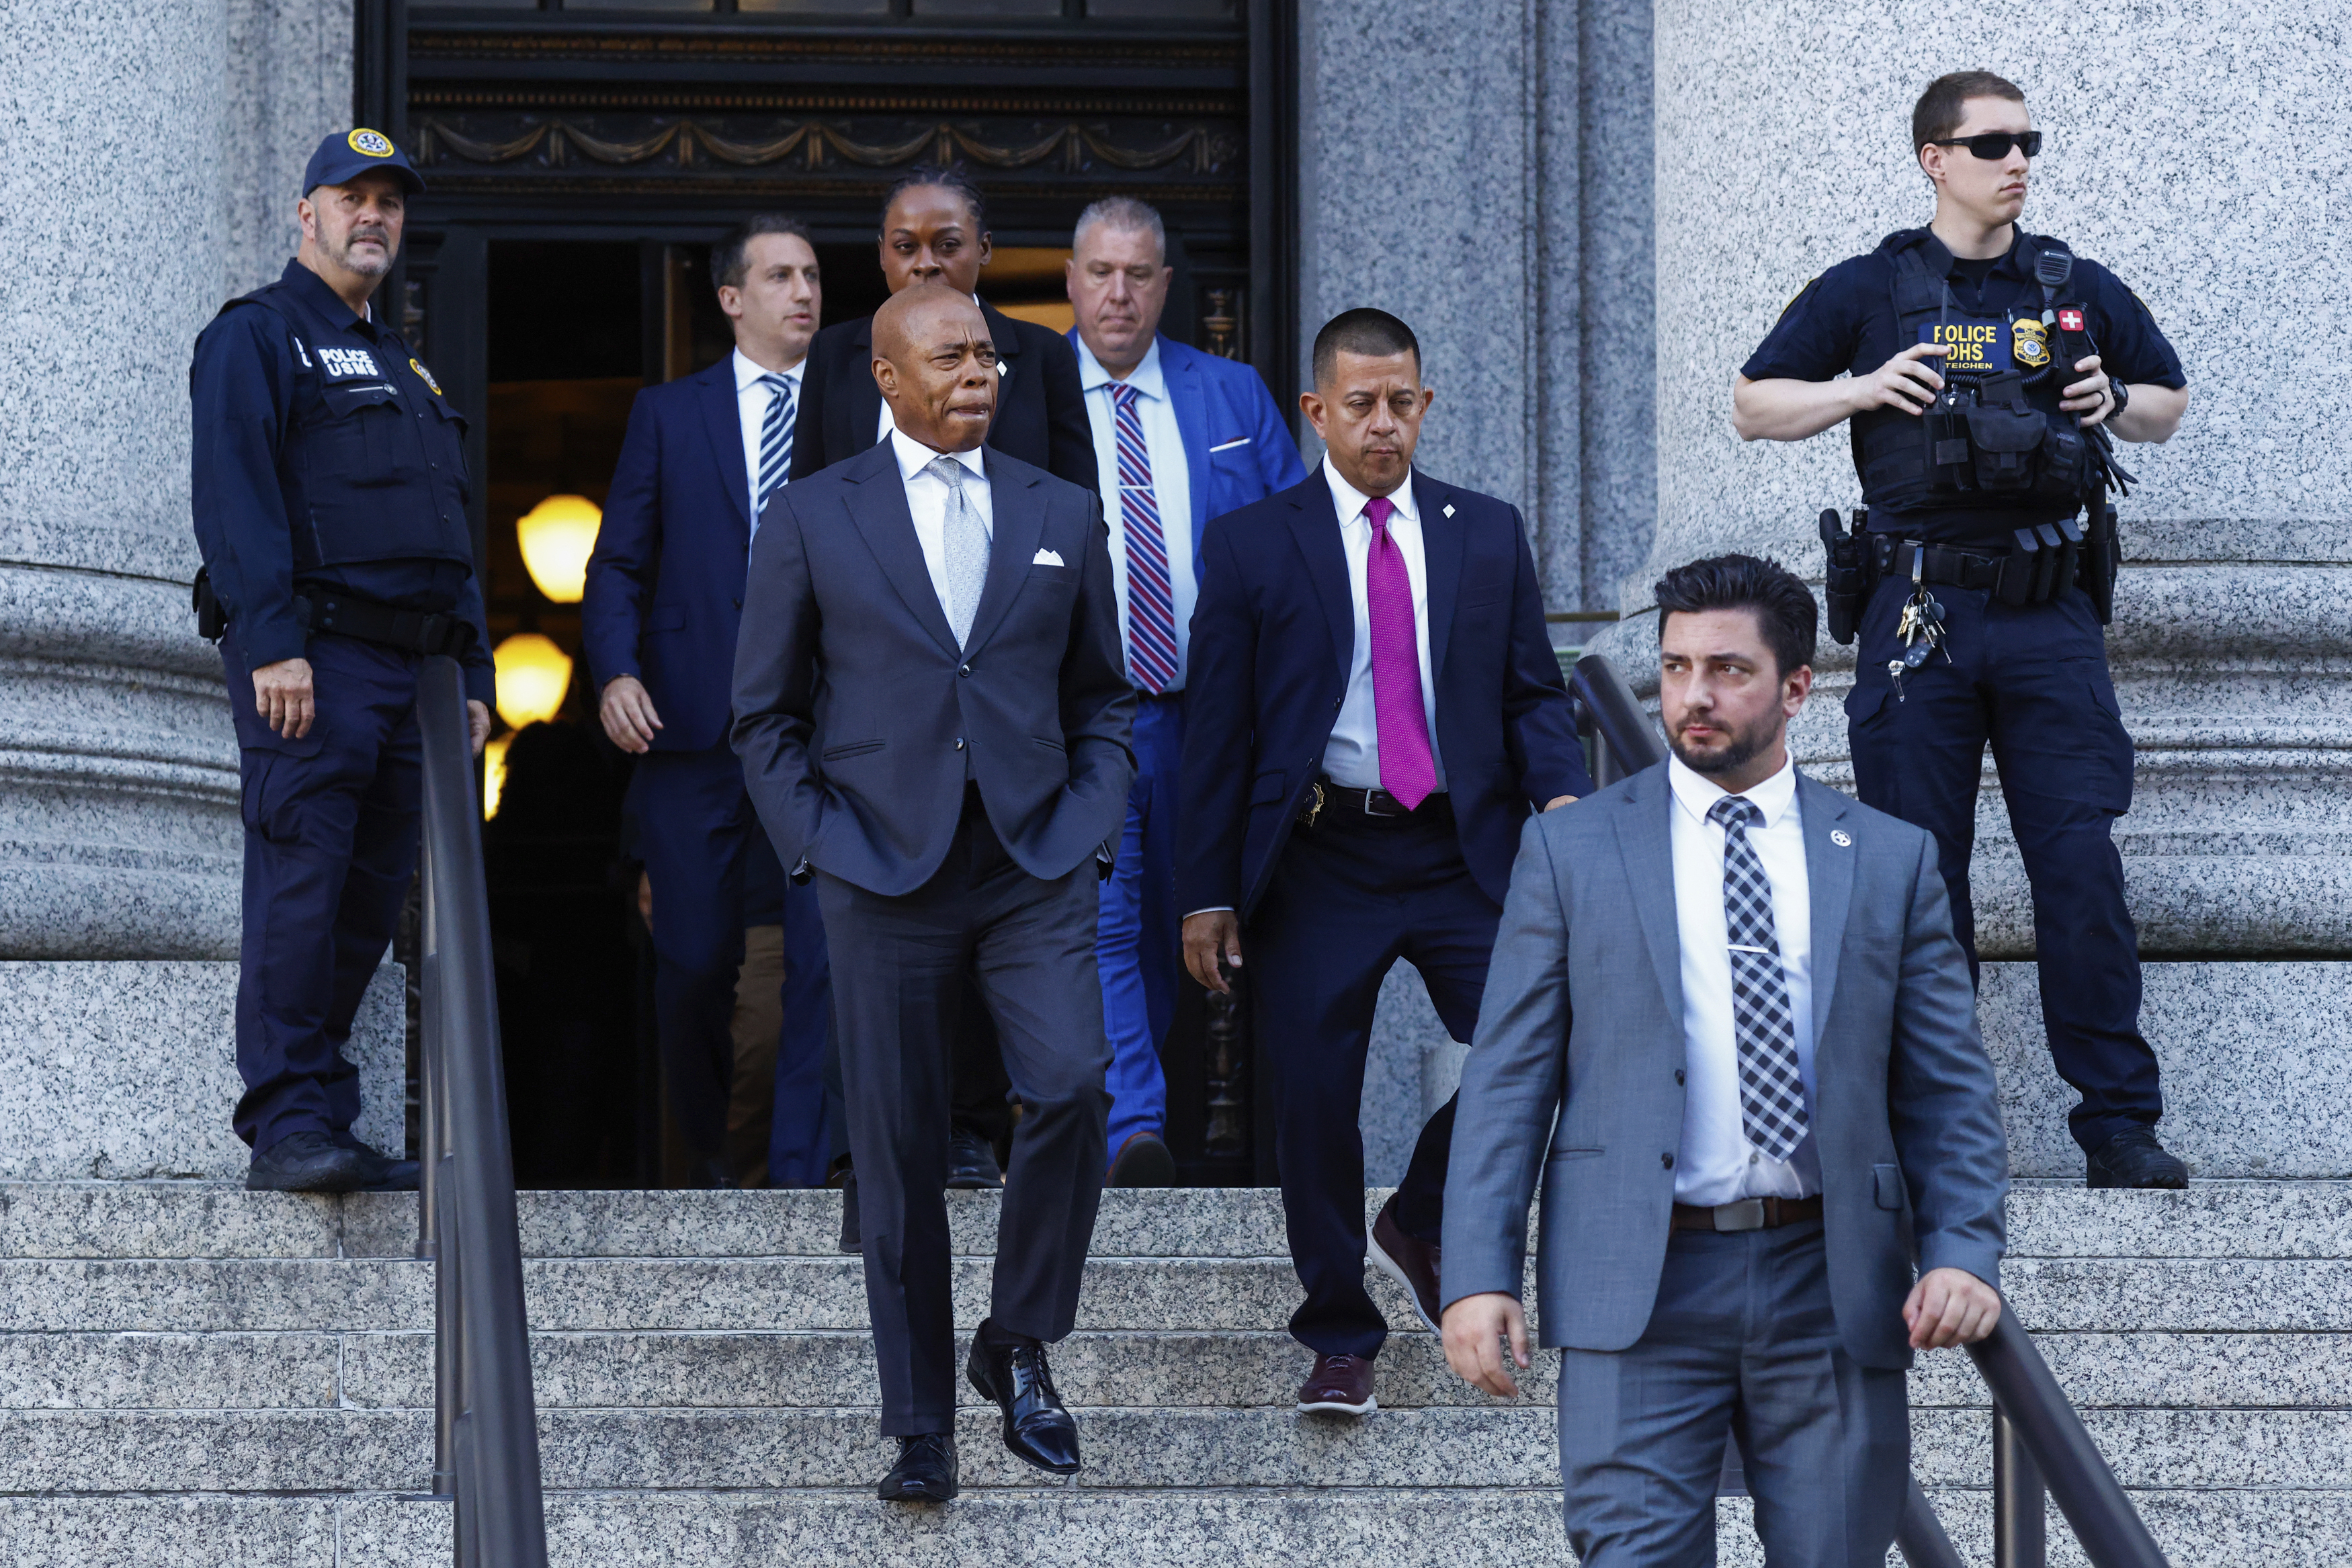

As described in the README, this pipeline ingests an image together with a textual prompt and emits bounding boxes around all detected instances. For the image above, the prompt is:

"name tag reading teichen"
[1917,320,2012,375]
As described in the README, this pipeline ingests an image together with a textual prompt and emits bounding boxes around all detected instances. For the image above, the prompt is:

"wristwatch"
[2107,379,2130,417]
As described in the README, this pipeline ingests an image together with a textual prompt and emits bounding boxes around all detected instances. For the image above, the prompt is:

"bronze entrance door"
[368,0,1292,1186]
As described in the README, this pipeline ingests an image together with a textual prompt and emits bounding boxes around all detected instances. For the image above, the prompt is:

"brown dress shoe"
[1296,1352,1376,1415]
[1367,1192,1443,1334]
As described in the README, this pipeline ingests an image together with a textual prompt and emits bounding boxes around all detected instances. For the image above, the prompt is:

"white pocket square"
[1032,548,1064,566]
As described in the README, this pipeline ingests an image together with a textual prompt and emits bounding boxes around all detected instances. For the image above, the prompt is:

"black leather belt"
[1887,540,2007,594]
[1671,1194,1822,1233]
[1298,779,1452,828]
[295,585,472,658]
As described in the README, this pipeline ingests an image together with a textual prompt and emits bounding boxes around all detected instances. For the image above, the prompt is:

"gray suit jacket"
[1440,764,2007,1370]
[730,441,1136,898]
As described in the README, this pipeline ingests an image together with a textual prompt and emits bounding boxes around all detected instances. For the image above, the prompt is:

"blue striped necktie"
[1109,382,1178,693]
[755,372,795,519]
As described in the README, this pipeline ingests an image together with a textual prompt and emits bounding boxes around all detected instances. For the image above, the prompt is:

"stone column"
[1590,1,2352,1172]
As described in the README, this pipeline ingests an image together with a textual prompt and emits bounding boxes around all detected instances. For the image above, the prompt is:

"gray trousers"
[814,789,1111,1436]
[1556,1219,1908,1568]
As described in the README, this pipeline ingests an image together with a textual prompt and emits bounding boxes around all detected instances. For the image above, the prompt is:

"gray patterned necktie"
[927,454,991,647]
[1707,795,1810,1162]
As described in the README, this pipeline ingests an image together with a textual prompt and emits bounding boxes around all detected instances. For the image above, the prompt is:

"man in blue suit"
[1062,197,1307,1186]
[1178,308,1593,1415]
[583,214,833,1189]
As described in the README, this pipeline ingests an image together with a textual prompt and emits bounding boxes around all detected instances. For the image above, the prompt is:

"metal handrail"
[1568,652,1665,778]
[1564,656,2169,1568]
[413,658,550,1568]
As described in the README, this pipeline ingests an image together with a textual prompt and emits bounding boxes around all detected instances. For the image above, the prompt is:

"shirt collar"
[1667,750,1800,831]
[281,257,371,333]
[1322,454,1419,528]
[1074,333,1166,400]
[1918,226,2028,282]
[890,425,986,484]
[733,347,804,392]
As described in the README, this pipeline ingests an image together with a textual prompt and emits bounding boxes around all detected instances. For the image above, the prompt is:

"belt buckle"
[1363,788,1403,818]
[1302,781,1325,829]
[1712,1198,1766,1232]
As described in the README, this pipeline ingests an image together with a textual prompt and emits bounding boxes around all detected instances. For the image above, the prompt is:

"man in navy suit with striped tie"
[584,215,833,1189]
[1064,198,1307,1185]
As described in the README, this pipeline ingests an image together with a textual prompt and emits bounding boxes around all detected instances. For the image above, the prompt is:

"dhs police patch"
[1918,318,2012,375]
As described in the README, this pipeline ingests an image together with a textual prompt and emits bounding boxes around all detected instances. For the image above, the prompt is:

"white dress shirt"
[888,427,993,624]
[734,348,804,546]
[1074,335,1195,690]
[1321,456,1445,793]
[1667,752,1820,1206]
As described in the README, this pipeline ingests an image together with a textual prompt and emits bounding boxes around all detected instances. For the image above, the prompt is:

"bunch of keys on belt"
[1886,552,1948,703]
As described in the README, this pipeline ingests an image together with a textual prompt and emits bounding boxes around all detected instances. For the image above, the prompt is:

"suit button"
[1674,1070,1685,1086]
[954,738,966,750]
[960,664,972,677]
[1661,1153,1675,1169]
[732,597,743,610]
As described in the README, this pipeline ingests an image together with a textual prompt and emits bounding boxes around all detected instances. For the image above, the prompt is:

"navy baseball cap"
[302,128,426,198]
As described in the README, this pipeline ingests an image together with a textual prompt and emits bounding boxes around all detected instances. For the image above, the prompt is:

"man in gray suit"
[733,283,1135,1504]
[1439,554,2009,1566]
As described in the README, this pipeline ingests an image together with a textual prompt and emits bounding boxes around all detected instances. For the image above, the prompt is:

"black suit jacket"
[1177,469,1592,919]
[790,300,1099,497]
[732,441,1136,898]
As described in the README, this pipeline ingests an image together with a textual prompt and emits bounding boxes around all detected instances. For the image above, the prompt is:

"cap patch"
[348,128,396,158]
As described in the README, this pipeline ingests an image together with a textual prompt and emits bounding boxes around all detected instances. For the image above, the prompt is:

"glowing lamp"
[516,493,601,604]
[493,632,573,730]
[482,732,513,819]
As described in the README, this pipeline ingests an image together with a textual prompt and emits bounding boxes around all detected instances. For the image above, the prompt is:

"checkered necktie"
[1109,383,1178,692]
[755,373,795,519]
[1707,795,1810,1162]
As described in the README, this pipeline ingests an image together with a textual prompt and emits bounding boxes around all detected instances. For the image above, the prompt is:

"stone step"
[11,1328,2350,1414]
[9,1403,2352,1494]
[12,1487,2352,1568]
[7,1181,2347,1260]
[5,1252,2344,1334]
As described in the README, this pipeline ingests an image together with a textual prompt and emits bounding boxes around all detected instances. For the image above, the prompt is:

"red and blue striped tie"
[1111,383,1179,693]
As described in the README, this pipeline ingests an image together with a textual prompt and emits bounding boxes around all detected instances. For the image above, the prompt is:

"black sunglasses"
[1929,130,2042,160]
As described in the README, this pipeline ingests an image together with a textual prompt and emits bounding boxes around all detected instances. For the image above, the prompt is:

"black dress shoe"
[341,1140,421,1192]
[246,1132,370,1194]
[946,1127,1005,1190]
[965,1321,1082,1475]
[1106,1131,1177,1188]
[2086,1126,2189,1189]
[835,1168,862,1253]
[877,1432,958,1503]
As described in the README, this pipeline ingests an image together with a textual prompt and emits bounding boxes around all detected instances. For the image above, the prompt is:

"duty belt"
[1880,526,2079,609]
[295,585,474,658]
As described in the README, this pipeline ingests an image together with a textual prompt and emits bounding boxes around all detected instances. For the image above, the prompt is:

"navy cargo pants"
[223,627,423,1156]
[1844,572,2162,1153]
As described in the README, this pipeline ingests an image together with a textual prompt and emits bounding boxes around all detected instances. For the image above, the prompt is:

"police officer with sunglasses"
[1731,71,2192,1189]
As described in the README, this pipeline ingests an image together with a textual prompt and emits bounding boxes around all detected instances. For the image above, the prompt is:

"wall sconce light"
[482,732,513,819]
[516,493,601,604]
[493,631,573,731]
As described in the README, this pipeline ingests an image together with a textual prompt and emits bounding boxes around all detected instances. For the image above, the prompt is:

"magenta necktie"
[1363,495,1435,809]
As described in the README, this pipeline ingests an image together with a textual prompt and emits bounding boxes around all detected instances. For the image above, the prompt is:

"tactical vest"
[217,279,474,575]
[1849,231,2101,519]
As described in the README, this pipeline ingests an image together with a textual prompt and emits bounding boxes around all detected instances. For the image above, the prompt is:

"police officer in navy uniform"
[1733,71,2192,1188]
[190,129,494,1192]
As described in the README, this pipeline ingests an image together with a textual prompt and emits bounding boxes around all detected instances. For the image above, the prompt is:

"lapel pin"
[1831,830,1851,847]
[1442,503,1456,518]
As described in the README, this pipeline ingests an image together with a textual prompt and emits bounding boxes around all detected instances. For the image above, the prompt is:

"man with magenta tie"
[1062,197,1306,1186]
[1178,308,1592,1415]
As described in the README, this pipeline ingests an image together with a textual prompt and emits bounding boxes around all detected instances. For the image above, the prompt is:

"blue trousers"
[630,744,831,1184]
[1095,691,1182,1159]
[1249,801,1495,1360]
[1556,1221,1908,1568]
[226,630,423,1156]
[1846,574,2160,1153]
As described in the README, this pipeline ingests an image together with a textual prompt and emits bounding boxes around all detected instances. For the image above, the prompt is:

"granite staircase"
[1,1180,2346,1567]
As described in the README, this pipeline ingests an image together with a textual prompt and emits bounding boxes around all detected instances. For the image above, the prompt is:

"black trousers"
[1847,574,2160,1153]
[814,789,1111,1434]
[1249,798,1501,1361]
